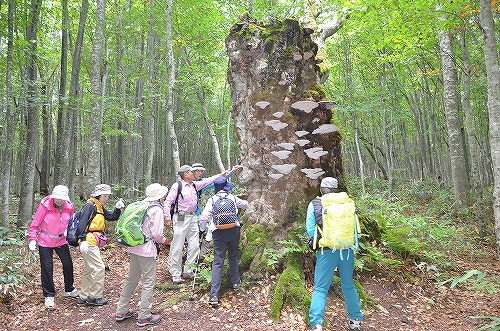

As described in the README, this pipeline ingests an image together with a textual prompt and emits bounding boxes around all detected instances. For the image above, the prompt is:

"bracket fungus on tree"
[291,100,319,113]
[312,124,338,134]
[271,164,297,174]
[296,139,310,146]
[255,101,270,109]
[226,14,344,224]
[295,130,309,137]
[271,150,292,160]
[277,143,295,150]
[265,120,288,131]
[301,168,326,179]
[304,147,328,159]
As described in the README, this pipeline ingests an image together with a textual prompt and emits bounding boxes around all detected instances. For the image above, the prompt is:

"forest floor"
[1,237,499,331]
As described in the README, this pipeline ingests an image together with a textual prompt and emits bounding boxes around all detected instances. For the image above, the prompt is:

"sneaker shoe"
[137,314,161,327]
[182,272,194,280]
[87,296,108,306]
[172,277,182,285]
[349,319,362,331]
[232,283,241,291]
[77,296,87,306]
[63,288,79,298]
[115,309,134,321]
[45,296,55,309]
[208,296,219,307]
[310,324,323,331]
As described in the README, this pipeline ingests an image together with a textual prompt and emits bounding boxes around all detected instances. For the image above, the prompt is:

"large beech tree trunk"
[226,14,343,226]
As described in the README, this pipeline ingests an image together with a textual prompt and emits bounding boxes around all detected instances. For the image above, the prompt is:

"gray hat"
[177,165,193,177]
[320,177,338,189]
[92,184,113,197]
[191,163,206,171]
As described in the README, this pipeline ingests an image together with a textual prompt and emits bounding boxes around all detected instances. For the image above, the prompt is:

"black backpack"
[66,203,95,247]
[169,181,199,218]
[170,182,183,218]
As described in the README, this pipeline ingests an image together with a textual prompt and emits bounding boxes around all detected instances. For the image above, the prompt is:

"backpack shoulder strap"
[173,181,183,214]
[311,198,323,226]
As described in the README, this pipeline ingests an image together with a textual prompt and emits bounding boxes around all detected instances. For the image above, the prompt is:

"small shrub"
[0,227,30,299]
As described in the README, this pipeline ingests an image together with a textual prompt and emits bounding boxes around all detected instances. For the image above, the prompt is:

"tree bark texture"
[53,0,69,185]
[17,0,42,225]
[0,0,17,226]
[165,0,180,172]
[66,0,89,201]
[88,0,106,189]
[226,14,342,225]
[438,29,469,204]
[479,0,500,259]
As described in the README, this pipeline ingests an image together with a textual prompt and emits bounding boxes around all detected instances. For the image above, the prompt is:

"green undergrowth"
[261,177,498,324]
[0,227,31,300]
[348,177,499,294]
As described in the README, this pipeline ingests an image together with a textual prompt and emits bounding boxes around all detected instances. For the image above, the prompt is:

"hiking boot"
[349,319,361,331]
[77,296,87,306]
[87,296,108,306]
[310,324,322,331]
[63,288,79,298]
[172,277,182,285]
[115,309,134,321]
[232,283,241,291]
[137,314,161,327]
[45,296,54,309]
[182,272,194,280]
[208,296,219,307]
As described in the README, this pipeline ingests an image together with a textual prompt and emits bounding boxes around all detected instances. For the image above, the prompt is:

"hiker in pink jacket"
[28,185,79,308]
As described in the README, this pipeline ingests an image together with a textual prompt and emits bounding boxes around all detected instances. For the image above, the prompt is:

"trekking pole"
[191,230,204,292]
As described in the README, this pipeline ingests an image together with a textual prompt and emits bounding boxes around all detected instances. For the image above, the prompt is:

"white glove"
[80,241,89,254]
[115,198,124,209]
[28,241,37,251]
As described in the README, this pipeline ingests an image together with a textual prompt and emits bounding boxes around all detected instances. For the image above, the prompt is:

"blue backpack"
[211,193,240,230]
[66,211,82,247]
[66,204,95,247]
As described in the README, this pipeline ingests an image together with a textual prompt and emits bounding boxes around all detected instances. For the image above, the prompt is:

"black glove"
[307,237,315,250]
[307,233,322,251]
[199,230,205,239]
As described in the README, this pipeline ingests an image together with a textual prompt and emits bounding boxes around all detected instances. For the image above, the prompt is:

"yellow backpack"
[315,192,361,251]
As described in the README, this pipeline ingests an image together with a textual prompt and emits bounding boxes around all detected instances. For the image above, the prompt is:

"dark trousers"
[210,226,241,297]
[38,244,75,297]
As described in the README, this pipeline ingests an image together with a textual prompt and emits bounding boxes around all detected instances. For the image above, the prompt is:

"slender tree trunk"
[460,27,485,237]
[165,0,180,171]
[438,28,469,204]
[197,90,225,172]
[88,0,106,188]
[66,0,89,200]
[17,0,42,225]
[144,0,158,186]
[341,37,365,194]
[39,73,50,196]
[54,0,69,185]
[0,0,17,226]
[479,0,500,259]
[114,1,132,194]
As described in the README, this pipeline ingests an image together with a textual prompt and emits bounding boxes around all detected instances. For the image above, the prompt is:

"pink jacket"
[28,196,75,248]
[127,201,167,258]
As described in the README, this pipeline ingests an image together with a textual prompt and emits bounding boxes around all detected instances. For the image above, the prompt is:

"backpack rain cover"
[317,192,361,251]
[115,201,151,246]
